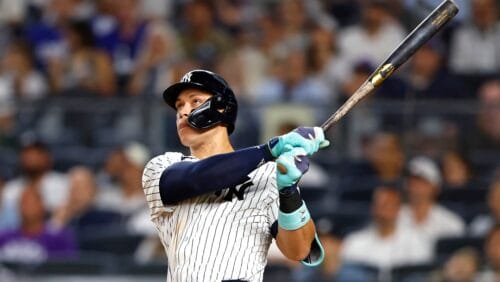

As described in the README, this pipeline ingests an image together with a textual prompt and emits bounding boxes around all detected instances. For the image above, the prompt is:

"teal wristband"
[278,201,311,230]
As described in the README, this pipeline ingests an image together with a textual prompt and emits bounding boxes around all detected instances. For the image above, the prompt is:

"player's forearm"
[276,220,316,261]
[159,145,274,205]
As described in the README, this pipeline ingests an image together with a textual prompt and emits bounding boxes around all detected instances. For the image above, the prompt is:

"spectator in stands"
[0,40,48,100]
[339,132,405,191]
[178,0,231,68]
[24,0,83,69]
[431,247,481,282]
[0,173,18,231]
[449,0,500,76]
[341,186,432,269]
[273,0,310,54]
[398,156,466,249]
[441,150,474,190]
[1,140,69,229]
[405,39,466,99]
[466,80,500,154]
[338,0,405,70]
[307,22,349,104]
[46,20,116,95]
[97,0,149,89]
[0,187,77,263]
[254,48,331,104]
[469,179,500,237]
[96,146,129,191]
[127,21,180,97]
[50,166,97,230]
[95,142,149,216]
[477,224,500,282]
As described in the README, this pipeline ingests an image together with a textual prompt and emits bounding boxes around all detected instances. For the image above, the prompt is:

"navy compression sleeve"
[160,145,274,205]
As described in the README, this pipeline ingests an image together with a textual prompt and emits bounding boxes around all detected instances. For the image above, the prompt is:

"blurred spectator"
[338,0,405,71]
[469,179,500,237]
[0,40,47,99]
[0,0,27,27]
[24,0,84,69]
[0,40,47,143]
[97,0,149,89]
[96,145,129,191]
[340,131,405,191]
[0,187,77,263]
[307,22,349,104]
[0,173,17,231]
[465,80,500,155]
[398,156,466,251]
[50,166,97,230]
[441,150,474,189]
[340,186,432,270]
[431,247,481,282]
[127,21,180,97]
[449,0,500,76]
[1,140,69,229]
[177,0,231,68]
[47,20,116,95]
[405,40,466,99]
[272,0,310,54]
[95,142,149,216]
[140,0,173,21]
[255,48,331,104]
[476,224,500,282]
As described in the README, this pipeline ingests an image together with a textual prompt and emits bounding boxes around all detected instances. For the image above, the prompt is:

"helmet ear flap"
[212,95,226,110]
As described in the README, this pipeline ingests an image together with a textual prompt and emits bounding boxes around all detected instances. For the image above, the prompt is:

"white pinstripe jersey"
[142,152,280,282]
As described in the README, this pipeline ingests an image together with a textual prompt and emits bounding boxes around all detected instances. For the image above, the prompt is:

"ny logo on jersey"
[215,176,253,202]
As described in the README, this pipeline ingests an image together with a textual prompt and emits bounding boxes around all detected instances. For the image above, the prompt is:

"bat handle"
[277,163,287,174]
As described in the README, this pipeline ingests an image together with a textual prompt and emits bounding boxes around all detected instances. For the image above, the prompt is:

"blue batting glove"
[276,147,309,190]
[268,127,330,158]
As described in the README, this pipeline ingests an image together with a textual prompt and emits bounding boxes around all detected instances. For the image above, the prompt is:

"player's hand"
[276,147,309,190]
[268,127,329,159]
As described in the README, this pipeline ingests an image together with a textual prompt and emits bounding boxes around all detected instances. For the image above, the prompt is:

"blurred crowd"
[0,0,499,281]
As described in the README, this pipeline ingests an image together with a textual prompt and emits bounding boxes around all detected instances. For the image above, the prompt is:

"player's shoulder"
[144,151,191,170]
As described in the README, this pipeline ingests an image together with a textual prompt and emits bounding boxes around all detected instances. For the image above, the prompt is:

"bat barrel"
[369,0,459,87]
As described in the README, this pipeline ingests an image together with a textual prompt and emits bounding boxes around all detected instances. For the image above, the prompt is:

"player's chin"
[178,127,200,146]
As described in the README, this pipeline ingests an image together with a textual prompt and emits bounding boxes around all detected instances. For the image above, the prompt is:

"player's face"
[175,89,213,146]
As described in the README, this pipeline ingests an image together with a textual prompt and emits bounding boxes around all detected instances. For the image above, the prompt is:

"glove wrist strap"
[278,201,311,230]
[279,184,302,212]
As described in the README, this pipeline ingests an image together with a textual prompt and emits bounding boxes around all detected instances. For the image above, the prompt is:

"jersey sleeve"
[142,152,183,220]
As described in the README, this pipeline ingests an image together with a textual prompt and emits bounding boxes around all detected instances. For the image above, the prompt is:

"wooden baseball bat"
[278,0,459,174]
[321,0,459,131]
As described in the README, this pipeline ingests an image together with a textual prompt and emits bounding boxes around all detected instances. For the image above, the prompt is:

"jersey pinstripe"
[142,152,280,282]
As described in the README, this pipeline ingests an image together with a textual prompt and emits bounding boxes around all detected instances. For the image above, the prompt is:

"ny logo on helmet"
[181,72,192,83]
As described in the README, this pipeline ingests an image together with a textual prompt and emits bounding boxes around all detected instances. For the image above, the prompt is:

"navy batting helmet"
[162,70,238,134]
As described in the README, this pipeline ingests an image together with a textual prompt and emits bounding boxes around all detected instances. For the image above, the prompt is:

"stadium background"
[0,0,499,281]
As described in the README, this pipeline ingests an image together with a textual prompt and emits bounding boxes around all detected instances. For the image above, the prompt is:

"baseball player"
[142,70,330,282]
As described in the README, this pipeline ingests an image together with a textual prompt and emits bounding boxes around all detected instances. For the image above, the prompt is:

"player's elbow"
[284,246,311,261]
